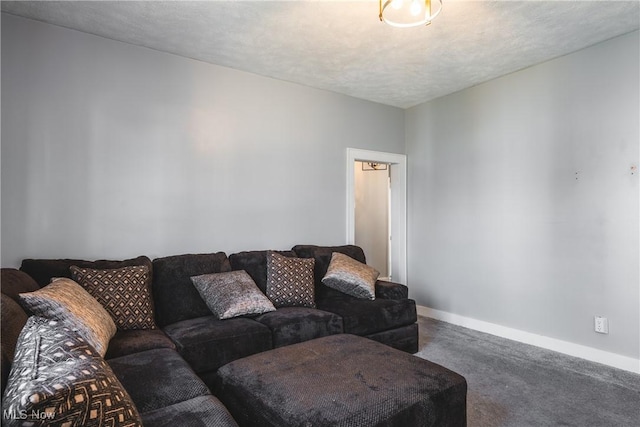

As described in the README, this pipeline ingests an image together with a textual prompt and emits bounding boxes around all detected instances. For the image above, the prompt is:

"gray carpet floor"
[415,316,640,427]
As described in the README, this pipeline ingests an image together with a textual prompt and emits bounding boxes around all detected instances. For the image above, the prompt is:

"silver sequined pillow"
[2,317,142,427]
[321,252,380,300]
[18,278,117,357]
[191,270,276,320]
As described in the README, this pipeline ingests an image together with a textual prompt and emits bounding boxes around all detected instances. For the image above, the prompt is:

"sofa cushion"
[375,279,409,300]
[108,348,210,414]
[316,296,417,336]
[71,265,157,330]
[229,250,296,293]
[266,252,315,308]
[20,255,152,288]
[2,317,142,427]
[152,252,232,327]
[0,268,40,300]
[163,315,272,374]
[322,252,379,300]
[0,294,28,363]
[254,307,343,348]
[191,270,276,320]
[140,395,239,427]
[1,269,38,379]
[18,278,116,356]
[291,245,367,298]
[105,329,176,359]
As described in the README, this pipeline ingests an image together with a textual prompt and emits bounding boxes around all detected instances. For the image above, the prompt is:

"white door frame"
[346,148,407,285]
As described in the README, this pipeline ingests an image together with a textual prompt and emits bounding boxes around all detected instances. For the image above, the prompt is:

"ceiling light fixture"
[379,0,442,28]
[362,162,388,171]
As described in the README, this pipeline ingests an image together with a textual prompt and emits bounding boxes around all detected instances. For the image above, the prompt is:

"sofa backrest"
[152,252,231,327]
[228,250,297,294]
[20,256,152,288]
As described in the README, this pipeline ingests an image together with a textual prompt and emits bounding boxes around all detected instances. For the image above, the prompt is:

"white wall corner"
[417,305,640,375]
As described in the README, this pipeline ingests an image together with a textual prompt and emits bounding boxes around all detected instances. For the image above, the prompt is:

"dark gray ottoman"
[214,334,467,427]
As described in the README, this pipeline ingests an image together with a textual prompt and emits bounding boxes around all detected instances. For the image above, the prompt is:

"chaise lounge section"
[292,245,419,353]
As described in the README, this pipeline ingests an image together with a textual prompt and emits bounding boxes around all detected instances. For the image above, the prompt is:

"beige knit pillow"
[19,278,116,356]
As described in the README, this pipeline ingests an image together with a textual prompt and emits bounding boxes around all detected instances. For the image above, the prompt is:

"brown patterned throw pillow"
[70,265,157,330]
[2,317,142,427]
[18,278,116,357]
[321,252,379,300]
[191,270,276,320]
[266,252,315,308]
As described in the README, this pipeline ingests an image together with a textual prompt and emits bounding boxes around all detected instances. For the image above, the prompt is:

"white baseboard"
[417,305,640,375]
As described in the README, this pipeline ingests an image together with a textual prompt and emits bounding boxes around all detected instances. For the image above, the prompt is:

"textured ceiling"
[2,1,639,108]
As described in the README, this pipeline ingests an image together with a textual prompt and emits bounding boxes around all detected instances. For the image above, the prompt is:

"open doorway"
[354,161,391,279]
[346,148,407,285]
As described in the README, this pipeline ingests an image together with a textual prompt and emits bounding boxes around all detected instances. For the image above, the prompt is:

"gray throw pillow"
[2,316,142,427]
[18,278,117,357]
[191,270,276,320]
[321,252,380,300]
[266,252,315,308]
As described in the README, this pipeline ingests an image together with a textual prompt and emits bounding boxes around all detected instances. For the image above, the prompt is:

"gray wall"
[406,31,639,358]
[1,14,405,267]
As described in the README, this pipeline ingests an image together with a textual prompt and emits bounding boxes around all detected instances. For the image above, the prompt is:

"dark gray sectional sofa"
[1,244,418,426]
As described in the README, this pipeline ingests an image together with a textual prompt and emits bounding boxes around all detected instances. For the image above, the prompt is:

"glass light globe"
[410,0,422,16]
[391,0,403,10]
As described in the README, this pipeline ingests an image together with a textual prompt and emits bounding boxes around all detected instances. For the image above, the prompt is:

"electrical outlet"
[594,316,609,334]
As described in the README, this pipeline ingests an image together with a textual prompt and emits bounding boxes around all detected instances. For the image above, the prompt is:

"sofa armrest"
[375,280,408,300]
